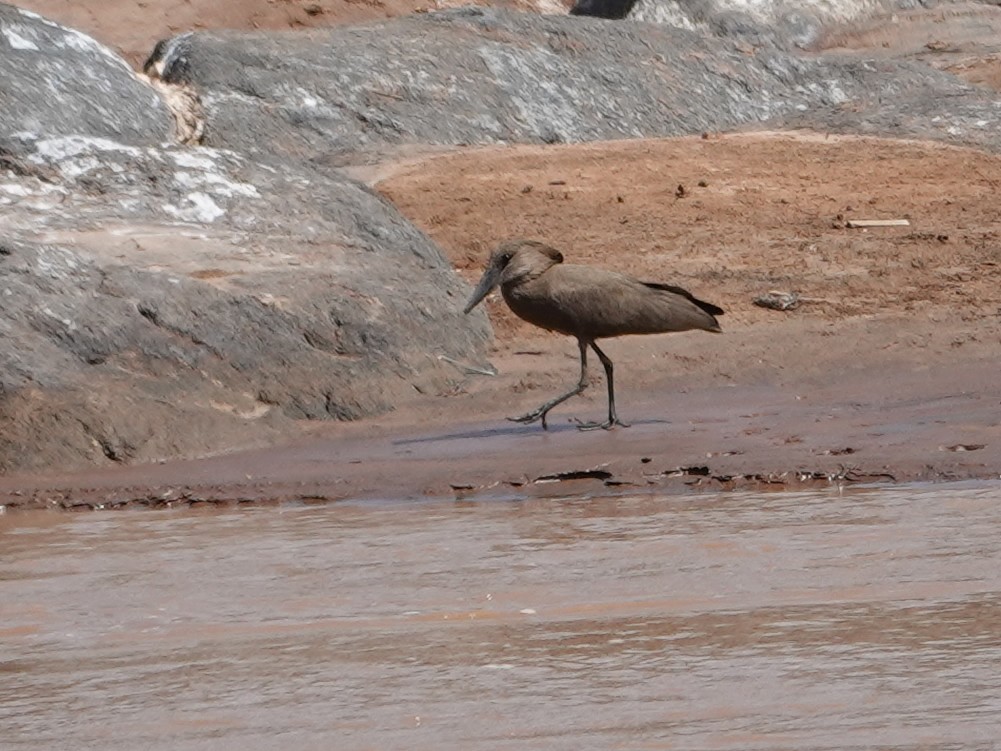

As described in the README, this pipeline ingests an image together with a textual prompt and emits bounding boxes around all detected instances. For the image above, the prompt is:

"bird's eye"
[500,253,512,264]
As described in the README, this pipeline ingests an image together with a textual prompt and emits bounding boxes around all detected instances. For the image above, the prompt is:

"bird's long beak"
[463,262,503,314]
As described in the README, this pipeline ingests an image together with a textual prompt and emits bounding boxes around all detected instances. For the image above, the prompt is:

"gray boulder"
[1,6,495,472]
[0,3,169,144]
[146,8,981,164]
[0,134,490,472]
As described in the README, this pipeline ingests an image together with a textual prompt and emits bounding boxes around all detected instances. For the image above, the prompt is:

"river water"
[2,483,1000,750]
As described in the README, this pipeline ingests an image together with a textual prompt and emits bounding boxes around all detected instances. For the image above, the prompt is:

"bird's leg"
[508,339,590,430]
[575,341,630,431]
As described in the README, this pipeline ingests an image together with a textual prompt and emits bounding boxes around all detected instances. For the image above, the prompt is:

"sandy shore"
[1,323,998,511]
[3,132,1000,510]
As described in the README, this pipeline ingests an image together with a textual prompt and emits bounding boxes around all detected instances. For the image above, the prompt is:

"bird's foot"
[507,409,551,430]
[573,417,630,431]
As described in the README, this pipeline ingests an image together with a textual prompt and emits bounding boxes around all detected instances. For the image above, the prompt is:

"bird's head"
[463,240,564,314]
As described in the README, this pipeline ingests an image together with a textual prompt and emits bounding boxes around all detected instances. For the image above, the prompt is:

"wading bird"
[464,239,723,430]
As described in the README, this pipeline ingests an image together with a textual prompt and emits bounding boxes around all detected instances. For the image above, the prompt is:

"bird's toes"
[573,418,610,431]
[574,417,629,431]
[507,412,543,425]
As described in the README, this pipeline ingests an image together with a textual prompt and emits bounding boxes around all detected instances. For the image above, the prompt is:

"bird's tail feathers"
[643,282,724,317]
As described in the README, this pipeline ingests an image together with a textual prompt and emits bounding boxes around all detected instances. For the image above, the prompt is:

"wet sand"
[1,347,999,511]
[3,483,1000,749]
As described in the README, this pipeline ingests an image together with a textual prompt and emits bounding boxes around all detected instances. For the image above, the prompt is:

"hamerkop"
[464,239,724,430]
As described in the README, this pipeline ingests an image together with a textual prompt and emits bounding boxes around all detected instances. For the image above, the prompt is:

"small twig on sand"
[438,354,497,377]
[845,219,910,228]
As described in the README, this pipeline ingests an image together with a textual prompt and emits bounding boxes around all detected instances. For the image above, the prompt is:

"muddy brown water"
[3,483,1001,750]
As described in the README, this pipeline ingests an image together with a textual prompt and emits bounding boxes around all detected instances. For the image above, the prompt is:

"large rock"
[1,5,495,472]
[0,4,169,144]
[146,8,981,164]
[0,134,491,471]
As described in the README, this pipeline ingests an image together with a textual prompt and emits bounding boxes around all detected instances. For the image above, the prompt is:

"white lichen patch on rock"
[2,24,40,51]
[163,192,226,223]
[296,87,321,109]
[0,179,66,209]
[161,149,261,222]
[173,169,260,199]
[169,151,219,170]
[16,135,264,225]
[29,136,141,179]
[31,135,142,161]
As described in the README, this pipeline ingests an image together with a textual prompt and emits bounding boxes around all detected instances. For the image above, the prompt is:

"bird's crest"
[493,239,564,268]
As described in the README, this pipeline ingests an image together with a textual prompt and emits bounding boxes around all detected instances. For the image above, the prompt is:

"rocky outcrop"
[1,5,491,472]
[0,135,490,471]
[0,4,169,144]
[146,8,982,165]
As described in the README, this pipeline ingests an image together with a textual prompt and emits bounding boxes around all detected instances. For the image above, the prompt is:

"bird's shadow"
[393,417,671,446]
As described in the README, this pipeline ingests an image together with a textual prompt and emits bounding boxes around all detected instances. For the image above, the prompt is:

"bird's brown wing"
[510,265,721,338]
